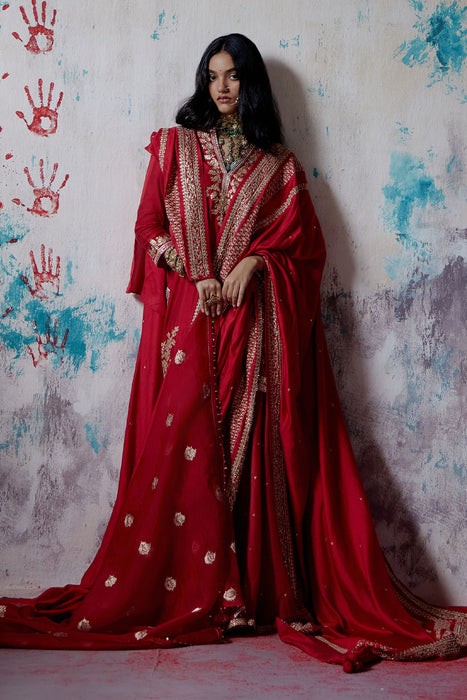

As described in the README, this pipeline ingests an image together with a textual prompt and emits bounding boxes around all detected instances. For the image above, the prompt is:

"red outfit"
[1,127,465,671]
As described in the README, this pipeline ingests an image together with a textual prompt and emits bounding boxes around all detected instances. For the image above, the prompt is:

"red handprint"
[27,316,69,367]
[13,159,69,217]
[12,0,57,55]
[21,243,60,300]
[16,79,63,137]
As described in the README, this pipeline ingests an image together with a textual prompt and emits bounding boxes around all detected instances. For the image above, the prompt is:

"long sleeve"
[134,153,172,266]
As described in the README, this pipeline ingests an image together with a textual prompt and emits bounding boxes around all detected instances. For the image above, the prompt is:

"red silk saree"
[1,127,465,672]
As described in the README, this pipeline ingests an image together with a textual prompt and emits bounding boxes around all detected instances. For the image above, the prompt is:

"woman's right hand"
[195,278,223,317]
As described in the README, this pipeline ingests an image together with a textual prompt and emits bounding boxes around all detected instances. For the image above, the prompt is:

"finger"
[236,285,245,307]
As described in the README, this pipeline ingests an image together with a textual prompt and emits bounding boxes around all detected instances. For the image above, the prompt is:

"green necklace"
[216,114,249,171]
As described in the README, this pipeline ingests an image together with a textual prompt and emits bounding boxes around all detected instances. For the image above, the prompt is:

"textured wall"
[0,0,465,604]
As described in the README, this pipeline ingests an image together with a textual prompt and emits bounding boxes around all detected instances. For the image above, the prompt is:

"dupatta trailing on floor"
[0,127,465,672]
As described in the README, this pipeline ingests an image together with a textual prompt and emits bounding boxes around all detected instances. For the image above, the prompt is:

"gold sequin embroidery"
[77,618,91,632]
[165,577,177,591]
[174,512,186,527]
[138,541,152,556]
[174,350,186,365]
[124,514,134,528]
[204,551,216,565]
[0,604,6,617]
[152,476,159,490]
[184,446,197,461]
[160,326,179,377]
[105,575,117,588]
[135,630,148,640]
[166,413,174,427]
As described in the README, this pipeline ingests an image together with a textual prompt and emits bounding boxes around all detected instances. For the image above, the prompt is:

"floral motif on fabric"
[0,605,6,617]
[160,326,179,376]
[166,413,174,427]
[174,350,186,365]
[223,588,237,602]
[77,618,91,632]
[174,512,186,527]
[204,551,216,565]
[135,629,148,640]
[165,577,177,591]
[184,446,196,461]
[124,514,134,528]
[105,575,117,588]
[151,477,159,490]
[138,541,151,556]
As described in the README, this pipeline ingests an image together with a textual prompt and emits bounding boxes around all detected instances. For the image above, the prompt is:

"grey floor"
[1,635,466,699]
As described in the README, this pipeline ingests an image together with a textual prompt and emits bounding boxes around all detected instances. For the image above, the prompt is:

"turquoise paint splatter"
[0,252,126,373]
[312,168,319,178]
[151,11,178,40]
[279,35,300,49]
[0,212,29,246]
[435,453,449,469]
[382,151,445,253]
[395,1,467,100]
[453,461,466,485]
[85,421,108,454]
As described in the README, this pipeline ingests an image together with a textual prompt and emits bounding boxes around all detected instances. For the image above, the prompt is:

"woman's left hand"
[222,256,264,308]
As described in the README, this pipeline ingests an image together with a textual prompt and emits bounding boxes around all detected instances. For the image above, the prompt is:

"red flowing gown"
[1,127,466,672]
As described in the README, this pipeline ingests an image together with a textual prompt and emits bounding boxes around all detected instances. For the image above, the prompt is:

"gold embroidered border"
[177,129,211,279]
[217,150,292,279]
[264,261,298,596]
[225,278,265,507]
[387,565,467,635]
[164,128,211,280]
[258,183,308,232]
[158,128,169,170]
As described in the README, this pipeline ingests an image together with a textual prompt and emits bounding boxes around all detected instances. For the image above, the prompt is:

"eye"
[230,73,238,80]
[208,74,216,82]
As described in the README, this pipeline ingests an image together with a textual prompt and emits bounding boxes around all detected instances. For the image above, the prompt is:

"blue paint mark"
[326,126,329,136]
[453,461,466,485]
[65,260,74,287]
[151,10,178,40]
[280,35,300,49]
[307,82,326,97]
[395,1,467,99]
[382,151,445,253]
[0,251,126,374]
[313,168,319,178]
[0,211,29,246]
[76,93,80,101]
[85,421,108,454]
[357,1,370,25]
[435,453,449,469]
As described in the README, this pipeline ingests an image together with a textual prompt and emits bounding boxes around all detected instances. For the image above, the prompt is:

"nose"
[219,77,229,92]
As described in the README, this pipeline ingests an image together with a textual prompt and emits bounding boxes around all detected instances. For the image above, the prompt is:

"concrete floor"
[1,635,466,700]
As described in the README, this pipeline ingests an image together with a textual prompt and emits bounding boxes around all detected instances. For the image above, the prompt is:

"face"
[208,51,240,115]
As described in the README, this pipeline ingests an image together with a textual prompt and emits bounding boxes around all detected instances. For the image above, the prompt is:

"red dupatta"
[0,127,465,672]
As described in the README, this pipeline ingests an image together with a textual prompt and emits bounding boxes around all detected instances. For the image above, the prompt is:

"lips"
[217,96,231,102]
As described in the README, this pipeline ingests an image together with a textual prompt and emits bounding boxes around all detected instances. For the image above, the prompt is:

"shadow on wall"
[265,58,446,603]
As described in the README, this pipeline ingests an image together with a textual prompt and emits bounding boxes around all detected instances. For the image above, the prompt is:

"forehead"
[208,51,235,72]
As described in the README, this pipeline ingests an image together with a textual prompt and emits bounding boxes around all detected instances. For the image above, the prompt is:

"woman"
[1,34,465,672]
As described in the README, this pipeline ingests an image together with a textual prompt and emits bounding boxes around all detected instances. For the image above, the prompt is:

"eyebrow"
[208,67,237,74]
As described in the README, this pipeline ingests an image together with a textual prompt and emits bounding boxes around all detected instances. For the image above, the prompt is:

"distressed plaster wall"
[0,0,465,604]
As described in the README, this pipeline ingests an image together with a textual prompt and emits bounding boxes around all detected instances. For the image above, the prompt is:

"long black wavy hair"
[176,34,283,152]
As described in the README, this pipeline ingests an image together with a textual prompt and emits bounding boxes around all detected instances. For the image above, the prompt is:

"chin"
[217,105,239,116]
